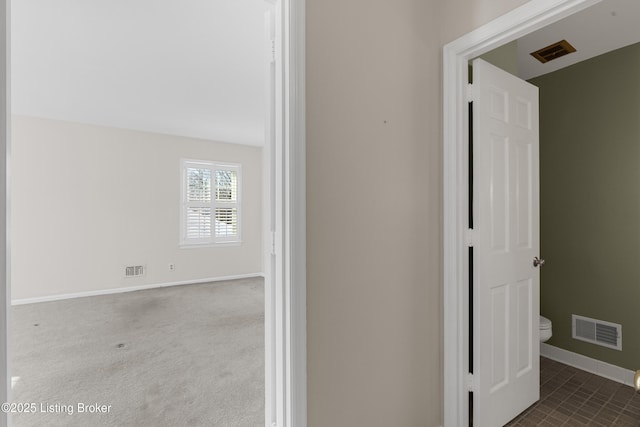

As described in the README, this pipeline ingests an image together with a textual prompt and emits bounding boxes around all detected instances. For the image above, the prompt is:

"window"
[181,160,241,246]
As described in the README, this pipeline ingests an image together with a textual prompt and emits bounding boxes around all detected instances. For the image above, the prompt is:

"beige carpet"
[11,277,264,427]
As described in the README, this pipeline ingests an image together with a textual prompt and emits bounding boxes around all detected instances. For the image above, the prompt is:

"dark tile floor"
[507,357,640,426]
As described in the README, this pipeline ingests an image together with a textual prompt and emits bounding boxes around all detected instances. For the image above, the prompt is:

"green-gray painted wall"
[478,40,519,76]
[530,42,640,370]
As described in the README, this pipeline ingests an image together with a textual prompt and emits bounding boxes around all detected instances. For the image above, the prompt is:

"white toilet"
[540,315,552,342]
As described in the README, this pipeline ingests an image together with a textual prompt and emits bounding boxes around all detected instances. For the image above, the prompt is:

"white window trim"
[180,159,242,247]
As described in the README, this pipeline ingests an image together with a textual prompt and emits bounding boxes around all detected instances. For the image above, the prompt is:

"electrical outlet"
[168,263,175,271]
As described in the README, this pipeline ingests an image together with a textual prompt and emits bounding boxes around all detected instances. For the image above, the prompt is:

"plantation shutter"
[181,160,241,245]
[185,165,213,241]
[214,168,239,239]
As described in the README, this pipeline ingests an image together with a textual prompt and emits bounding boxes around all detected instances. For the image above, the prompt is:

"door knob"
[533,257,545,268]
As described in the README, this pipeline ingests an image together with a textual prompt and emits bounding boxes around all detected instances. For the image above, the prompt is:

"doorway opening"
[0,0,306,426]
[444,0,604,425]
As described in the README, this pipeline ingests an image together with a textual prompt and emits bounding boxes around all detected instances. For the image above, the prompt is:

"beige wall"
[441,0,530,43]
[11,116,263,300]
[306,0,528,426]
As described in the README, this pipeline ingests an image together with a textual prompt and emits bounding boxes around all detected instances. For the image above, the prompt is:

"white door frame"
[0,0,306,426]
[266,0,307,426]
[443,1,599,426]
[0,1,9,426]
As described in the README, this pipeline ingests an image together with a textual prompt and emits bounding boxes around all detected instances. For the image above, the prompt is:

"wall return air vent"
[125,265,145,278]
[572,314,621,351]
[530,39,576,64]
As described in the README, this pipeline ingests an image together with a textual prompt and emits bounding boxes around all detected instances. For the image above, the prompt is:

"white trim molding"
[541,343,635,387]
[443,1,601,426]
[269,0,306,426]
[0,0,9,425]
[11,273,265,306]
[284,0,306,425]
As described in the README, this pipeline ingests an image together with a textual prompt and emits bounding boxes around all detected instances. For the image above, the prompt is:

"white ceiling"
[518,0,640,80]
[11,0,271,146]
[18,0,638,144]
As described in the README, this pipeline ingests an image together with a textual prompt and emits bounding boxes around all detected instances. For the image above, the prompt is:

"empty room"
[8,0,272,425]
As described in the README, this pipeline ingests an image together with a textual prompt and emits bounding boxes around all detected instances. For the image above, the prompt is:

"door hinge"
[271,39,276,63]
[467,372,475,392]
[467,83,475,102]
[466,229,474,247]
[271,231,276,255]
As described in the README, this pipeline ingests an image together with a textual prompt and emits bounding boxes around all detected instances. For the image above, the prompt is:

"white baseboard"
[11,273,264,306]
[541,343,635,387]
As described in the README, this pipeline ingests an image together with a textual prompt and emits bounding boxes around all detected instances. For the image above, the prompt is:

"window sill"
[179,241,242,249]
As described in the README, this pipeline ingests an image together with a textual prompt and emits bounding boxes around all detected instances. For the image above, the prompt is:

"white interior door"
[472,58,540,427]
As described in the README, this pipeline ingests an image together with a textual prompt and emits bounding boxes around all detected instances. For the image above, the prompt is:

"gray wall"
[530,42,640,370]
[11,116,263,300]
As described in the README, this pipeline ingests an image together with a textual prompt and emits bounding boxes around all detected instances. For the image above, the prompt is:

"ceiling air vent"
[530,39,576,64]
